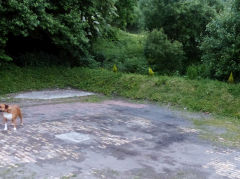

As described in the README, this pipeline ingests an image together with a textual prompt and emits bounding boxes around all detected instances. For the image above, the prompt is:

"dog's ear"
[4,104,8,109]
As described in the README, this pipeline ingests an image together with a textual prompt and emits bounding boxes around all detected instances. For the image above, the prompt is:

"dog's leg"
[3,118,7,130]
[12,117,17,131]
[19,109,23,125]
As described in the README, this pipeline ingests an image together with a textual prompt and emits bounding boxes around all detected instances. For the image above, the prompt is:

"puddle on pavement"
[55,132,91,143]
[14,89,94,100]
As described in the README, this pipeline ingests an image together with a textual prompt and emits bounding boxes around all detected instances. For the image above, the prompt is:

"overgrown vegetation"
[1,66,240,120]
[139,0,218,66]
[0,0,136,66]
[0,0,239,82]
[93,29,148,73]
[113,0,138,30]
[200,0,240,81]
[144,29,185,74]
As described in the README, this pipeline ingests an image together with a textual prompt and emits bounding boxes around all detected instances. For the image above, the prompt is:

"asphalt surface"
[0,90,240,179]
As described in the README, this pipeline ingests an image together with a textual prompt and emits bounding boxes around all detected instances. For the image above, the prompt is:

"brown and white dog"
[0,104,23,131]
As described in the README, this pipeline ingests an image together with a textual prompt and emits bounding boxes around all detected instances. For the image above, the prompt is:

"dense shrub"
[186,64,212,80]
[186,65,199,80]
[140,0,218,66]
[100,57,147,74]
[144,29,185,74]
[93,30,147,73]
[0,0,136,66]
[200,3,240,81]
[122,57,148,73]
[16,51,69,67]
[112,0,138,30]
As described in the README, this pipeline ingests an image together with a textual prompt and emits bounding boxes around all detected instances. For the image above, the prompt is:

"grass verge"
[193,116,240,147]
[0,66,239,119]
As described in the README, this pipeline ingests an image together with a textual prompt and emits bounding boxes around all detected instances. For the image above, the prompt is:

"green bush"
[93,29,148,73]
[112,0,138,30]
[140,0,218,65]
[144,29,185,74]
[200,6,240,81]
[186,64,211,79]
[101,57,147,74]
[0,0,121,65]
[186,65,199,80]
[15,51,70,67]
[123,57,148,73]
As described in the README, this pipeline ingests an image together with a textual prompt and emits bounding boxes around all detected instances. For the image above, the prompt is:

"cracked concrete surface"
[0,90,239,179]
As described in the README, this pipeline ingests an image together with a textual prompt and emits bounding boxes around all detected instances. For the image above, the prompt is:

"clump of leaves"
[200,5,240,81]
[144,29,185,74]
[0,0,120,65]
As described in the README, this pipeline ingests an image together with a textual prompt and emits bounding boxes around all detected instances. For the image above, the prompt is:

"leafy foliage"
[186,64,210,79]
[186,65,199,80]
[200,4,240,81]
[144,29,185,74]
[140,0,217,66]
[112,0,138,30]
[0,0,118,65]
[93,29,148,73]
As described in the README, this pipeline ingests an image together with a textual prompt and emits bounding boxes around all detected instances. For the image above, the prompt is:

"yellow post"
[228,72,234,83]
[113,64,118,73]
[148,67,154,76]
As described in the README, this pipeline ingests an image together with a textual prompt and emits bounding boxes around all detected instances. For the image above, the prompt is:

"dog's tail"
[18,109,23,125]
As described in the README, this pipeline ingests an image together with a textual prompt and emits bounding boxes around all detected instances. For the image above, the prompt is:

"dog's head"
[0,104,9,112]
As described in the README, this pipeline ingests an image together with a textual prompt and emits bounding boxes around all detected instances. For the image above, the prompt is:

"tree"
[0,0,117,65]
[140,0,217,68]
[200,0,240,80]
[112,0,138,30]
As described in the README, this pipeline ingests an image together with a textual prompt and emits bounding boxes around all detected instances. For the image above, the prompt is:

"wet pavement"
[0,90,240,179]
[14,89,94,99]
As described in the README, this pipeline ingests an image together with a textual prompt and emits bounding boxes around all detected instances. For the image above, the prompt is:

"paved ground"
[0,90,240,179]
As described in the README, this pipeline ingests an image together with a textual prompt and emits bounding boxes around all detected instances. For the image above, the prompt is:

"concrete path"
[0,90,240,179]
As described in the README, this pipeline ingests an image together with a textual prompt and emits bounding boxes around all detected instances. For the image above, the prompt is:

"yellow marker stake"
[149,67,154,76]
[228,72,234,83]
[113,64,118,72]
